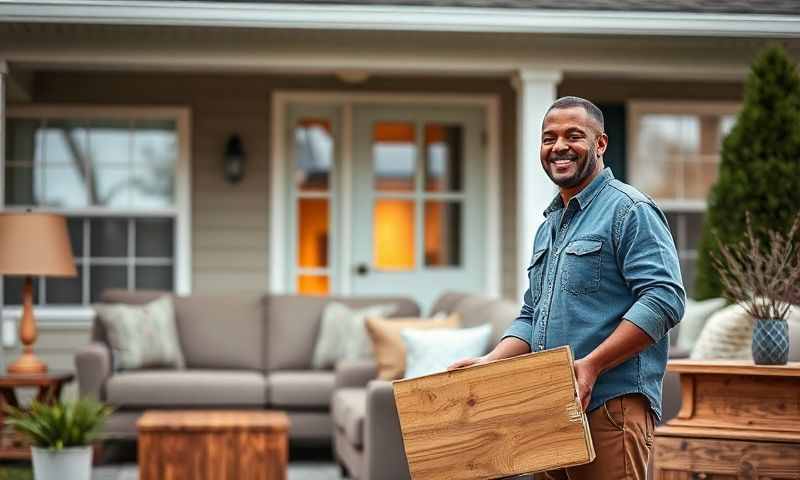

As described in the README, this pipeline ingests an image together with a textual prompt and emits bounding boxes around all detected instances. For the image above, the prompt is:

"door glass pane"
[135,266,173,290]
[298,198,329,269]
[41,164,88,207]
[136,218,174,258]
[425,125,463,192]
[373,123,415,192]
[90,266,127,302]
[6,118,41,163]
[424,201,461,267]
[298,275,329,295]
[91,218,128,258]
[295,119,333,192]
[46,267,82,304]
[374,199,414,270]
[685,212,704,251]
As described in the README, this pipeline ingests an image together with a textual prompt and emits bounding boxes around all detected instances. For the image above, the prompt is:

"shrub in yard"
[695,44,800,299]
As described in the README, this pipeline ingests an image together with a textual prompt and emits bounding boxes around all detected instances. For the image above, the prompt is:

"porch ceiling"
[1,23,798,81]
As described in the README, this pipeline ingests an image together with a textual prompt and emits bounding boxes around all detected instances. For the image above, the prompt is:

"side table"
[653,360,800,479]
[0,371,74,460]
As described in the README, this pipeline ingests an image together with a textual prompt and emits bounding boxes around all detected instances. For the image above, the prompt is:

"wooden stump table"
[653,360,800,479]
[137,410,290,480]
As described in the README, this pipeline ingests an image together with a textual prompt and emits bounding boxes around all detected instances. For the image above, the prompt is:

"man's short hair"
[545,96,605,133]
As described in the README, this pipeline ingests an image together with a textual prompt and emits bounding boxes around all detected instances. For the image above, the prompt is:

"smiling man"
[448,96,686,479]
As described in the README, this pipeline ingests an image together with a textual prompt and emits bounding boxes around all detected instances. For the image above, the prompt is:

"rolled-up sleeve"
[501,286,534,348]
[617,202,686,342]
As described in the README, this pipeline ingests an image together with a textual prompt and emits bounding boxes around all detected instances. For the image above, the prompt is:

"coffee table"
[137,410,290,480]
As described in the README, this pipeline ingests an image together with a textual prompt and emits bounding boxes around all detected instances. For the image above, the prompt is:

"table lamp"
[0,212,76,374]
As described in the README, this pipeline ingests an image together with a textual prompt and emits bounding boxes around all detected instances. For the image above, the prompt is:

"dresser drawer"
[654,436,800,479]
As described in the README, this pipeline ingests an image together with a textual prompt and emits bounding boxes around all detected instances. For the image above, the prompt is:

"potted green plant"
[3,398,113,480]
[712,212,800,365]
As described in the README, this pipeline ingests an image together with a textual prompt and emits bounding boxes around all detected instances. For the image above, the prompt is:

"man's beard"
[545,143,598,189]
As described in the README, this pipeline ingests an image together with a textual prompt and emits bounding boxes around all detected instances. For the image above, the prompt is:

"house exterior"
[0,0,798,384]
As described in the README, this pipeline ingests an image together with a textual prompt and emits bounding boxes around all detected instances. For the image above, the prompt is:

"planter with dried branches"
[712,212,800,365]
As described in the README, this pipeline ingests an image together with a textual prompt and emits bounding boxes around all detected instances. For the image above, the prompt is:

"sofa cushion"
[332,388,367,448]
[94,295,185,371]
[106,370,267,407]
[428,291,471,317]
[99,290,265,371]
[365,313,460,380]
[173,294,264,370]
[264,295,420,370]
[311,302,397,369]
[268,370,335,408]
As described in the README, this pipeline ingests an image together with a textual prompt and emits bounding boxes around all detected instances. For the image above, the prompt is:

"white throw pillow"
[676,297,727,352]
[94,295,185,371]
[401,324,493,378]
[311,302,397,369]
[691,301,800,360]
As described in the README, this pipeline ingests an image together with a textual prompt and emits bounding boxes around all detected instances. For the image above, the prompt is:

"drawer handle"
[692,474,707,480]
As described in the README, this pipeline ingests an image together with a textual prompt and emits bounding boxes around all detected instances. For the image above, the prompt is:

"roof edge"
[1,0,799,37]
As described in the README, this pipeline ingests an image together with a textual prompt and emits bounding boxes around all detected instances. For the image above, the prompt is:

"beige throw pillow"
[94,295,185,371]
[365,313,461,380]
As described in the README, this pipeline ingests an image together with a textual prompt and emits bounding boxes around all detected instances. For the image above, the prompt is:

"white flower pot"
[31,446,93,480]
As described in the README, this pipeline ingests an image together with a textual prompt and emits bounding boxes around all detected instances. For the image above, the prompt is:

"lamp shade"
[0,213,77,277]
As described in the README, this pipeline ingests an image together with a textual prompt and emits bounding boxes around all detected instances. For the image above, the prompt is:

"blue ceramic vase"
[751,319,790,365]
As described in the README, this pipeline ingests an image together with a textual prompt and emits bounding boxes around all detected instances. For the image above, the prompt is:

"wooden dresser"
[654,360,800,479]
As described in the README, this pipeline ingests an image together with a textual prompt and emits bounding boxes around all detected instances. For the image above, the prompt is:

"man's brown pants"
[544,393,655,480]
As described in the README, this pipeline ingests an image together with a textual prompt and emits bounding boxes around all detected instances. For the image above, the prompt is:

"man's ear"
[595,132,609,157]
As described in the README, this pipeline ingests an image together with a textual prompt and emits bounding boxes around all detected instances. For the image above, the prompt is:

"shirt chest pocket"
[561,239,603,295]
[527,248,547,305]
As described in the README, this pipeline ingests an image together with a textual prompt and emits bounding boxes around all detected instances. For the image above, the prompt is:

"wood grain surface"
[654,361,800,479]
[392,346,593,480]
[137,410,289,480]
[655,436,800,479]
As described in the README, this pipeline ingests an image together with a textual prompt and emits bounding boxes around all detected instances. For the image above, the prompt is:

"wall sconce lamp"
[224,135,245,184]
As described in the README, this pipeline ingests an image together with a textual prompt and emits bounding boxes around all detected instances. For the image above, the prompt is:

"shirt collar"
[543,167,615,217]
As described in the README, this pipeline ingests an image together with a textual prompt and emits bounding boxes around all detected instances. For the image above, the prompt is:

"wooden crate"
[137,410,289,480]
[392,346,594,480]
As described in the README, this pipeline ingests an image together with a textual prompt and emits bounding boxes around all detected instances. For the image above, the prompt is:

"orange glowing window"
[298,198,329,269]
[373,199,414,270]
[298,275,329,295]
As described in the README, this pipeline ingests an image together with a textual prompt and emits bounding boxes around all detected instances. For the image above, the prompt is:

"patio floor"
[0,444,346,480]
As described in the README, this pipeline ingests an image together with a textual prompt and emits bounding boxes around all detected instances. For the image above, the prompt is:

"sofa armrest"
[334,359,378,390]
[74,342,112,401]
[364,380,411,480]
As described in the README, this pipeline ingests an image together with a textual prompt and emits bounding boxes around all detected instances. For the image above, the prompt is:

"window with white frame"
[1,107,190,309]
[628,101,739,296]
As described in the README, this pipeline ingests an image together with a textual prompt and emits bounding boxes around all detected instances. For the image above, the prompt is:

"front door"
[350,105,486,313]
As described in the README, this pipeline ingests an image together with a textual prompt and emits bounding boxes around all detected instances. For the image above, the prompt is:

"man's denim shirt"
[502,167,686,421]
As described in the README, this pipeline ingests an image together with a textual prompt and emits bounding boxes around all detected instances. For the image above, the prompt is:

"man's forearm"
[583,319,653,375]
[485,337,531,361]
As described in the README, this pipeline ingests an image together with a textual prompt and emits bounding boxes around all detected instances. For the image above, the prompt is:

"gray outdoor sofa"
[74,289,420,444]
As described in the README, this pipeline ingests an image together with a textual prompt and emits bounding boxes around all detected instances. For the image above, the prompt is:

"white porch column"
[513,69,562,299]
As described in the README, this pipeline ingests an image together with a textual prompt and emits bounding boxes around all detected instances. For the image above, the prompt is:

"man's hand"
[447,355,489,371]
[573,357,599,411]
